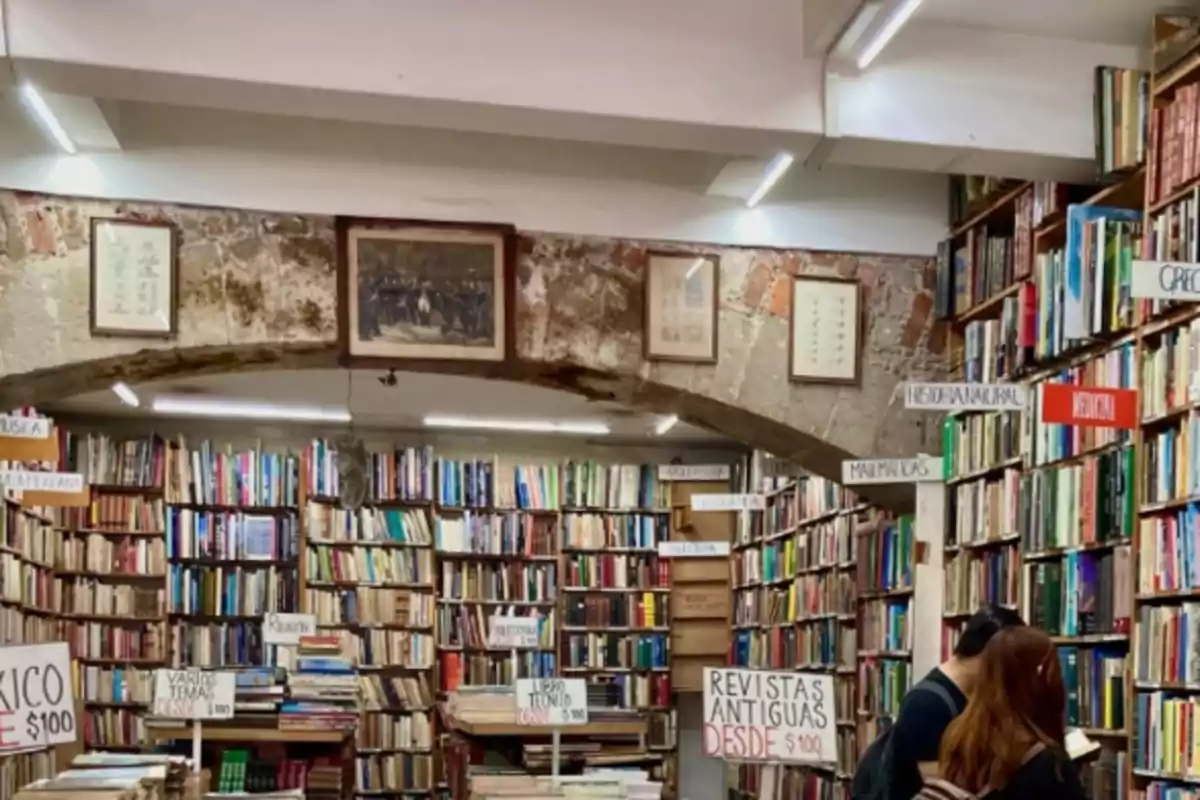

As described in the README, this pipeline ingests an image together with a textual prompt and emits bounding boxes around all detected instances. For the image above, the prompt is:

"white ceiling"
[45,370,725,442]
[920,0,1185,46]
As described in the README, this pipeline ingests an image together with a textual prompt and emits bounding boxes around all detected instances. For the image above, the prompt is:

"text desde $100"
[22,709,74,743]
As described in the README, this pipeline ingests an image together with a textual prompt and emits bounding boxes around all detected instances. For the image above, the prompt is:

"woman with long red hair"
[928,626,1086,799]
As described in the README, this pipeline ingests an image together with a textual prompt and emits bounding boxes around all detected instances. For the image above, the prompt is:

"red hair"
[938,626,1066,791]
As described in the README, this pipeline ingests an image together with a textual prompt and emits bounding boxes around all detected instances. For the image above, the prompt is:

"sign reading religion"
[702,667,836,764]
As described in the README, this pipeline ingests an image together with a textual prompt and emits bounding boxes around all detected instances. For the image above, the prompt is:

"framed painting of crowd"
[337,218,515,365]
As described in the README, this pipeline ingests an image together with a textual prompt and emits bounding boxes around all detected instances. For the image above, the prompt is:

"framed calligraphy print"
[89,218,178,338]
[643,252,719,364]
[789,275,862,385]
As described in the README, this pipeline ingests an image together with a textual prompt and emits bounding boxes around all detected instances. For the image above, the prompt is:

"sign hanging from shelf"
[488,616,542,649]
[1130,260,1200,301]
[0,417,50,440]
[658,464,732,482]
[0,642,77,752]
[841,457,943,485]
[702,667,836,764]
[151,670,235,720]
[515,678,588,726]
[0,471,83,493]
[691,494,765,512]
[657,541,731,557]
[903,382,1026,411]
[262,613,317,645]
[1039,384,1137,430]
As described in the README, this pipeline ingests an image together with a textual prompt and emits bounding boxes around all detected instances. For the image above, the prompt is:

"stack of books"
[234,667,287,716]
[279,635,359,732]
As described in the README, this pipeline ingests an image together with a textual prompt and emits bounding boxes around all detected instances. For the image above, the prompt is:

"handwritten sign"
[1131,260,1200,301]
[488,616,541,649]
[1040,384,1137,429]
[152,670,234,720]
[0,471,84,493]
[658,464,731,482]
[691,494,765,512]
[0,417,50,440]
[658,541,731,557]
[702,667,835,764]
[904,382,1026,411]
[675,588,730,619]
[0,643,76,751]
[515,678,588,726]
[262,613,316,645]
[841,457,943,485]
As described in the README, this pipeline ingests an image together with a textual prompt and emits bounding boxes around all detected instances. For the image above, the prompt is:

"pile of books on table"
[279,635,359,732]
[444,685,516,724]
[234,667,287,715]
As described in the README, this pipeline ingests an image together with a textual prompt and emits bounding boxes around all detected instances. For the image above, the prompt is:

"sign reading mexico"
[703,667,835,764]
[515,678,588,726]
[152,669,235,720]
[0,642,76,751]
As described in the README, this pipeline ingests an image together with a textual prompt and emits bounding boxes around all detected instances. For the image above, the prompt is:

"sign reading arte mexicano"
[841,457,944,485]
[904,382,1026,411]
[0,471,85,493]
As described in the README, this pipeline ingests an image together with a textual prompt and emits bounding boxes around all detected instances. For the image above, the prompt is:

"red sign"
[1040,383,1138,429]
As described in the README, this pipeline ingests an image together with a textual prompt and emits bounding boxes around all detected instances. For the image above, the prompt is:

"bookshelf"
[728,466,863,800]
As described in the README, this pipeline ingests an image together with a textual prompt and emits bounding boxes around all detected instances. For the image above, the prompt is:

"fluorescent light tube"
[856,0,923,69]
[684,258,706,281]
[152,396,351,423]
[111,382,140,408]
[745,152,795,209]
[655,415,679,436]
[424,416,610,435]
[20,84,77,155]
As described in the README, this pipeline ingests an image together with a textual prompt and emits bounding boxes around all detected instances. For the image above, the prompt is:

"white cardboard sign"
[152,670,235,720]
[516,678,589,726]
[1131,260,1200,301]
[0,471,84,493]
[658,464,731,482]
[691,493,766,512]
[841,457,944,485]
[0,417,50,440]
[488,616,541,649]
[904,382,1026,411]
[658,541,731,558]
[263,613,317,645]
[702,667,836,764]
[0,642,77,752]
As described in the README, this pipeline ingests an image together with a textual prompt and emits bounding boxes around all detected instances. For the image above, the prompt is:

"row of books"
[306,587,435,626]
[563,632,669,670]
[1020,447,1134,553]
[730,622,852,671]
[1027,547,1133,636]
[0,606,58,646]
[68,432,165,488]
[943,410,1019,479]
[858,657,910,718]
[860,598,911,652]
[949,470,1018,547]
[167,564,298,615]
[357,709,433,751]
[306,504,432,546]
[1141,317,1200,420]
[60,534,165,575]
[745,572,855,623]
[334,629,435,667]
[439,561,557,603]
[435,604,555,648]
[1148,79,1200,207]
[435,512,557,555]
[76,664,153,704]
[562,462,671,510]
[4,514,57,567]
[304,440,434,502]
[354,753,434,792]
[1060,645,1126,731]
[1139,508,1200,594]
[439,651,554,690]
[562,513,667,550]
[57,579,162,618]
[858,517,913,594]
[306,546,433,586]
[58,495,164,533]
[944,547,1019,614]
[64,622,162,661]
[165,509,299,560]
[564,592,668,629]
[563,555,670,589]
[165,438,301,507]
[1136,602,1200,686]
[1095,66,1149,178]
[359,673,434,710]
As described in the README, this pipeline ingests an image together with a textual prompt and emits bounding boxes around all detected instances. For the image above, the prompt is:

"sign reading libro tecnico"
[702,667,835,764]
[488,616,541,649]
[515,678,588,726]
[0,642,76,751]
[262,613,317,646]
[1131,260,1200,301]
[0,471,84,493]
[152,670,235,720]
[0,416,50,440]
[904,382,1026,411]
[658,541,731,558]
[691,494,766,512]
[658,464,732,482]
[841,457,944,485]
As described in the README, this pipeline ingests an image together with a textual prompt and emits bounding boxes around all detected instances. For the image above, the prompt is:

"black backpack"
[851,680,958,800]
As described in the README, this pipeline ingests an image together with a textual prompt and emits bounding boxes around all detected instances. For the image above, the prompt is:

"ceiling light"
[424,416,610,435]
[684,258,706,281]
[152,396,351,423]
[20,84,77,155]
[745,152,794,209]
[655,415,679,436]
[856,0,923,69]
[111,382,140,408]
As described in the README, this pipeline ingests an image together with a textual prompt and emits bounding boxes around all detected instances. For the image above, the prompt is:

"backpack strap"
[912,679,958,716]
[978,743,1047,796]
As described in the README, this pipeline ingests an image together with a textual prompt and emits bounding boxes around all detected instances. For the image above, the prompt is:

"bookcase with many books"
[728,471,865,800]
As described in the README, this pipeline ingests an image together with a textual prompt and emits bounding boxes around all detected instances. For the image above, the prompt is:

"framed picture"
[789,275,862,384]
[338,219,515,364]
[89,218,178,337]
[643,252,719,363]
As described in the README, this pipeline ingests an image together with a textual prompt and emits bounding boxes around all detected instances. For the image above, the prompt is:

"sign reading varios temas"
[515,678,588,726]
[841,457,943,486]
[0,642,76,751]
[702,667,836,764]
[904,382,1026,411]
[152,670,235,720]
[262,612,317,646]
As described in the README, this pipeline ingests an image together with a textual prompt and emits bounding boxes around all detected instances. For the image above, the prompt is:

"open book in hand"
[1065,728,1102,762]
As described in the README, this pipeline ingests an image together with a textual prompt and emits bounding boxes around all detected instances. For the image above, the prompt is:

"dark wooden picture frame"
[89,217,179,338]
[788,274,862,385]
[336,217,517,368]
[642,250,720,364]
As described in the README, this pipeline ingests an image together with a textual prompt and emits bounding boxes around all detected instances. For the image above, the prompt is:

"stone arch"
[0,190,946,511]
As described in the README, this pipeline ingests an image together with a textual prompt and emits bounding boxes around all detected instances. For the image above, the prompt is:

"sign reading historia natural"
[702,667,836,764]
[841,457,943,485]
[904,382,1027,411]
[488,616,542,649]
[262,613,317,646]
[0,643,76,751]
[691,494,766,512]
[152,670,235,720]
[515,678,588,726]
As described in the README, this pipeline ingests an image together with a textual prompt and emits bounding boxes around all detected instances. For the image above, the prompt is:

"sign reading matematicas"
[1131,260,1200,301]
[841,457,944,485]
[904,382,1026,411]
